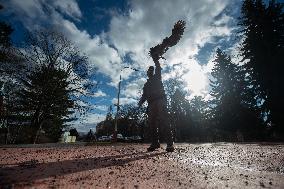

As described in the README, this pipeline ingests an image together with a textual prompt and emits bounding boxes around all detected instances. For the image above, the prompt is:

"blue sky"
[0,0,264,132]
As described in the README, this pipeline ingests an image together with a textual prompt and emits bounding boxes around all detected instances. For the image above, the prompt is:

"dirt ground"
[0,142,284,189]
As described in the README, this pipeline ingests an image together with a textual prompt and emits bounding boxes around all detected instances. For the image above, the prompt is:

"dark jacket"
[139,63,166,105]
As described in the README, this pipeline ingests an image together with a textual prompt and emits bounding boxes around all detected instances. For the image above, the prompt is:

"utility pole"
[113,67,139,142]
[113,74,121,142]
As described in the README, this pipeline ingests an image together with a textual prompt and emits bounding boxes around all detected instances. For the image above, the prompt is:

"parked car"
[129,136,142,142]
[98,136,110,142]
[124,136,131,142]
[110,133,124,142]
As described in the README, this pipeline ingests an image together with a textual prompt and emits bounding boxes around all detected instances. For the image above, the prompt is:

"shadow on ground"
[0,151,166,185]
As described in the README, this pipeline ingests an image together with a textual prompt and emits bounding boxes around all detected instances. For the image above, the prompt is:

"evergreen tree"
[189,96,207,127]
[0,5,26,143]
[239,0,284,135]
[18,65,74,143]
[69,128,79,138]
[183,96,209,142]
[164,77,187,141]
[171,89,189,141]
[210,49,262,140]
[210,49,238,132]
[85,129,95,142]
[96,106,115,137]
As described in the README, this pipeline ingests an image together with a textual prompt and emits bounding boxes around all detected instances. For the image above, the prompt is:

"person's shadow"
[0,151,166,185]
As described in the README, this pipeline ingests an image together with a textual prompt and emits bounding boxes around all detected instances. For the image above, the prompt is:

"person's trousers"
[148,99,173,146]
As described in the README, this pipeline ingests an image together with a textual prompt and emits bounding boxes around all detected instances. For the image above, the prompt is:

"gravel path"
[0,143,283,189]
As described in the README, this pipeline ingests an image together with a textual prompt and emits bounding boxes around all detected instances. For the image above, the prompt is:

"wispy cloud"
[92,89,107,97]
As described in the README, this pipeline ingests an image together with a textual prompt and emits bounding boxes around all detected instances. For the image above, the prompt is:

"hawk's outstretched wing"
[149,20,186,60]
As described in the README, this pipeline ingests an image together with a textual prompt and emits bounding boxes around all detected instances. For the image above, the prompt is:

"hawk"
[149,20,186,60]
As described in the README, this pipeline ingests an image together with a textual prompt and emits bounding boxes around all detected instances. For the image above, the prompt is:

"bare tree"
[18,29,96,143]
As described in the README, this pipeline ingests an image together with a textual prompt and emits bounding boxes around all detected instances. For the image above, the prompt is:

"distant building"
[59,131,76,143]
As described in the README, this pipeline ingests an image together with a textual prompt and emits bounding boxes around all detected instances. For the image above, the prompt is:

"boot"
[166,144,175,152]
[147,143,160,152]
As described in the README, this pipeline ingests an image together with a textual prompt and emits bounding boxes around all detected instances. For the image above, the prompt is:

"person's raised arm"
[138,85,147,107]
[153,56,162,80]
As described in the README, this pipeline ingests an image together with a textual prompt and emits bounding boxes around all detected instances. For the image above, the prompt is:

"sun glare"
[182,64,208,97]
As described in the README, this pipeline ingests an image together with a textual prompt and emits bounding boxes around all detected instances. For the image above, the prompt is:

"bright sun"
[182,62,208,97]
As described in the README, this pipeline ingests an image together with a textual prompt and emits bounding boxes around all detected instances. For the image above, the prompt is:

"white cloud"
[4,0,82,27]
[112,97,137,106]
[94,105,108,111]
[121,78,145,99]
[107,0,233,99]
[52,0,82,20]
[93,89,107,97]
[70,112,106,132]
[109,0,231,64]
[3,0,123,84]
[57,19,123,81]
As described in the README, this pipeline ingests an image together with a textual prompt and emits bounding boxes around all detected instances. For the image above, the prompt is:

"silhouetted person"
[138,56,174,152]
[138,20,185,152]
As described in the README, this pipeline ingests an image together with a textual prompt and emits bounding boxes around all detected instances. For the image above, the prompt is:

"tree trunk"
[33,121,43,144]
